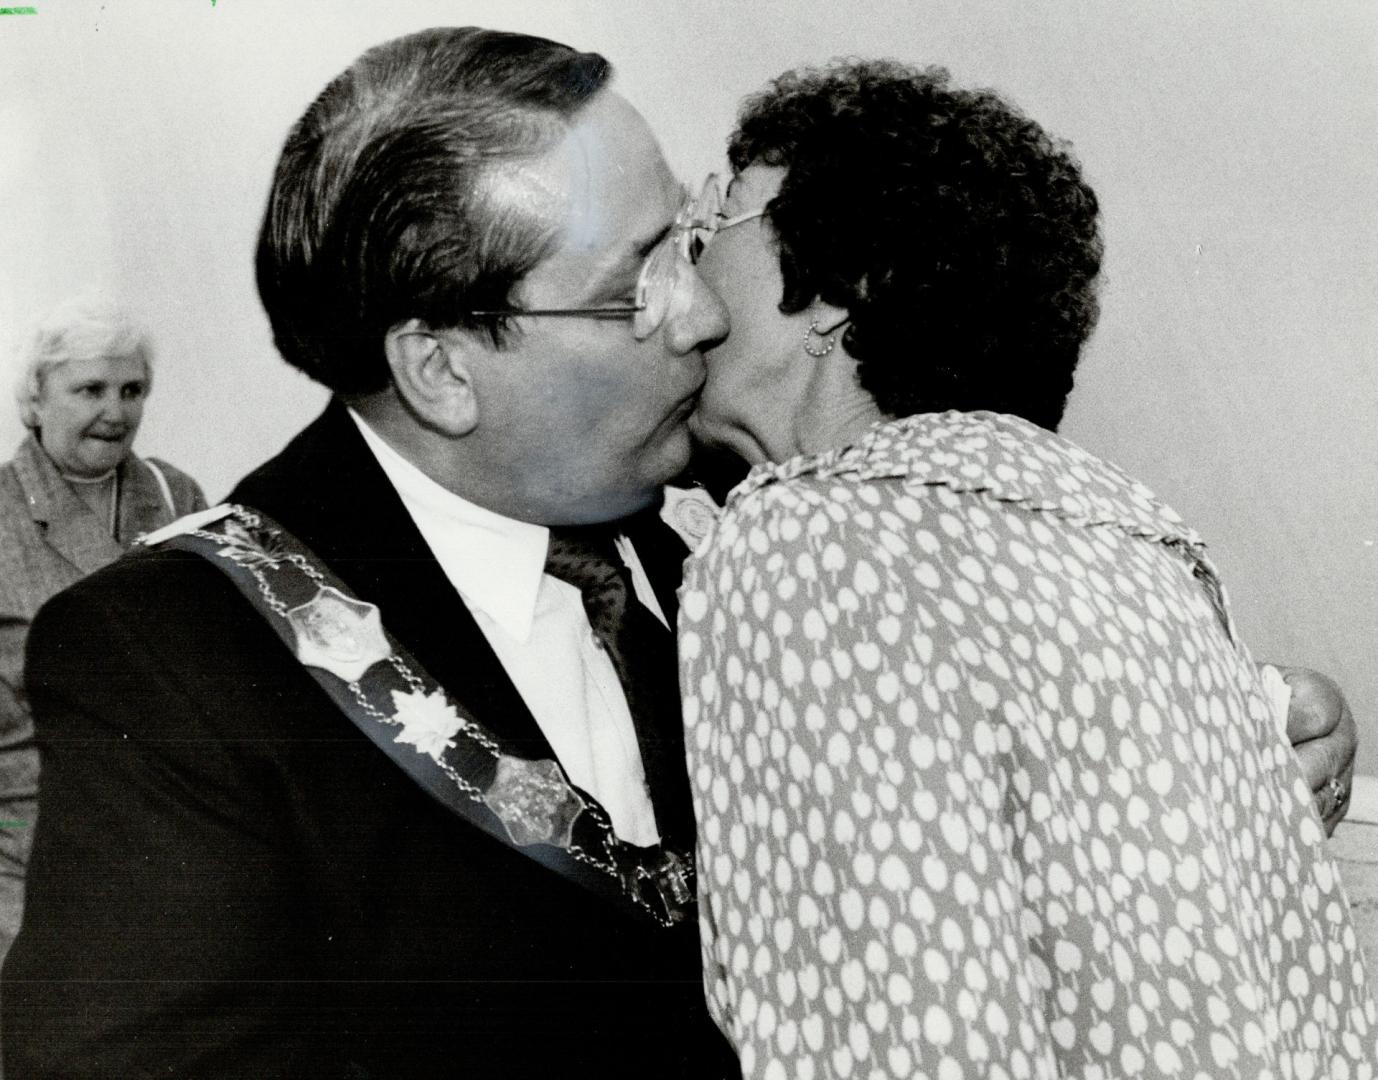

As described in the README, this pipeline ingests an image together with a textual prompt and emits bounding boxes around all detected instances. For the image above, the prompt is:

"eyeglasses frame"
[463,175,765,327]
[466,185,700,326]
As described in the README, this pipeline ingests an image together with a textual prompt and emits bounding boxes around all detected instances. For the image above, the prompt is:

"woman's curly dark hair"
[729,60,1102,430]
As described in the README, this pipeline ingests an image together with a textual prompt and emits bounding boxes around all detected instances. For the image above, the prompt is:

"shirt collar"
[348,409,549,642]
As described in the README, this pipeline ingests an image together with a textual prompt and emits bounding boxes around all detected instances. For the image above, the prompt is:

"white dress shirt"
[348,411,662,846]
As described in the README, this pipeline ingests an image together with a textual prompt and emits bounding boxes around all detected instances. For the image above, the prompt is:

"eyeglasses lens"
[630,185,711,339]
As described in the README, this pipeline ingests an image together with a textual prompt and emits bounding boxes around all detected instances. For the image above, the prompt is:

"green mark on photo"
[0,7,39,14]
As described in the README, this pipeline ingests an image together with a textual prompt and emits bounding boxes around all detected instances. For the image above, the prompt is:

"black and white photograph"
[0,2,1374,1076]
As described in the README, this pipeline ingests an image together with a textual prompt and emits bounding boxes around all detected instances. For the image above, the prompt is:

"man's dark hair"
[729,60,1103,431]
[256,27,612,396]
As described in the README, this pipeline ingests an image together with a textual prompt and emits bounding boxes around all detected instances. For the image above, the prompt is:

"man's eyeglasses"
[466,175,763,340]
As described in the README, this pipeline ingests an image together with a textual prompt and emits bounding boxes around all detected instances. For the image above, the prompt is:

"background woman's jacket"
[0,434,205,955]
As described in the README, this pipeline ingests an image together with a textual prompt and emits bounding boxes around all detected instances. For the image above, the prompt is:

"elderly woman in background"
[679,61,1376,1077]
[0,296,205,957]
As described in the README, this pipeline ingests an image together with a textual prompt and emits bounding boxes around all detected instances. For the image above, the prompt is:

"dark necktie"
[543,525,694,848]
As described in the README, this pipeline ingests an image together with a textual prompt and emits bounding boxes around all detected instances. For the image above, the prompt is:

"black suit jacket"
[2,403,734,1079]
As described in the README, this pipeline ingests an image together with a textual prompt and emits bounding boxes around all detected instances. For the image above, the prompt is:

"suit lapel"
[624,511,689,624]
[12,435,123,576]
[228,403,554,760]
[619,513,695,848]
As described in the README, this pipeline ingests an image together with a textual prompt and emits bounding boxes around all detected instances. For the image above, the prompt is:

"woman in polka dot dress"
[680,60,1377,1079]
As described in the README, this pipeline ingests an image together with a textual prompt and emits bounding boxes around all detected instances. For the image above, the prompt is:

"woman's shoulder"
[0,462,33,549]
[690,457,878,590]
[0,441,49,526]
[732,411,1199,550]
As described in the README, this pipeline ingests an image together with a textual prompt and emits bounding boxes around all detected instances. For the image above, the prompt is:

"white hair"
[14,295,154,429]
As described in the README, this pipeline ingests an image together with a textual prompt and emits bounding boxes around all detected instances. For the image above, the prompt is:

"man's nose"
[663,270,730,356]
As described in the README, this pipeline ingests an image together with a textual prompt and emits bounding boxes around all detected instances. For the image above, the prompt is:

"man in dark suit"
[2,27,735,1079]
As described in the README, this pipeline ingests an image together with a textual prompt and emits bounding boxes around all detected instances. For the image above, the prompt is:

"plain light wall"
[1,0,1374,767]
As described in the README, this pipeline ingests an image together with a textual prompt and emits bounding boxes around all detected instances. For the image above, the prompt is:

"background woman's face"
[33,354,149,477]
[690,164,811,466]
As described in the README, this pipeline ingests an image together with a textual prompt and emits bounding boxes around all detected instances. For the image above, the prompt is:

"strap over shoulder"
[141,458,176,519]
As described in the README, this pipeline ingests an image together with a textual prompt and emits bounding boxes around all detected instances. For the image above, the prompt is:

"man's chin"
[553,485,658,527]
[644,421,694,484]
[610,437,696,521]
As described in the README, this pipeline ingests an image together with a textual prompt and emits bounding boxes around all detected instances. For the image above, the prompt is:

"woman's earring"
[802,318,838,358]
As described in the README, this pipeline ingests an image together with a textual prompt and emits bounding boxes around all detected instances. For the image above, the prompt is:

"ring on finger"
[1318,774,1349,819]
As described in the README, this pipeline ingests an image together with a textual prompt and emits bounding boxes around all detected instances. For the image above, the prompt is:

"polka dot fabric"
[679,411,1377,1079]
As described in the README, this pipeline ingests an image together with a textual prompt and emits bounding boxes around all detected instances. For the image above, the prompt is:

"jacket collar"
[11,432,124,575]
[728,410,1204,550]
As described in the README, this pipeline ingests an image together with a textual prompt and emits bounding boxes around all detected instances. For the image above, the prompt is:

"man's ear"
[383,319,479,437]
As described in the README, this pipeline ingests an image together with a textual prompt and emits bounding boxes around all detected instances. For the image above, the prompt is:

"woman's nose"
[101,393,138,427]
